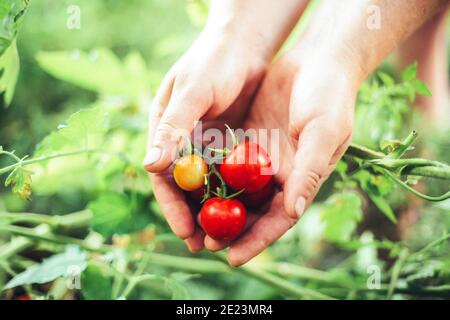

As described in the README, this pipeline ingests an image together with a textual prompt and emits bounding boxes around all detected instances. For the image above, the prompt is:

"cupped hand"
[205,49,359,266]
[143,27,268,247]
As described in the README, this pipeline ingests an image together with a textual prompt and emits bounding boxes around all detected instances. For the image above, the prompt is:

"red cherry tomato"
[173,154,208,191]
[239,179,275,208]
[199,197,247,241]
[219,141,272,193]
[17,295,31,300]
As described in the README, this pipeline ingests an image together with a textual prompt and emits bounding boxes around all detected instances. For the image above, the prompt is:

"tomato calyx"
[206,124,239,159]
[201,163,245,203]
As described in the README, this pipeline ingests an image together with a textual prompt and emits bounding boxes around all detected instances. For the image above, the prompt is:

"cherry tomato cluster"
[173,126,274,241]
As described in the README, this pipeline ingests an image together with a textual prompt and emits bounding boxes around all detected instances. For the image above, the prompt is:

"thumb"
[284,121,339,220]
[144,88,211,172]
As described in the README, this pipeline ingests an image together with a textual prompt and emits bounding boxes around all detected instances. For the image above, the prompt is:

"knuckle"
[155,122,177,142]
[164,199,186,215]
[228,253,245,267]
[257,234,273,251]
[286,213,299,229]
[306,169,322,191]
[293,168,322,198]
[288,123,300,142]
[174,71,190,88]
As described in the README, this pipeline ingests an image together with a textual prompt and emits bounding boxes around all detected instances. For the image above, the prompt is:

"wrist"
[203,4,279,65]
[295,41,365,93]
[202,22,272,65]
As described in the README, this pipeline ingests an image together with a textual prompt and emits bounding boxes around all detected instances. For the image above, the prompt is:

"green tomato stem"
[378,167,450,201]
[0,224,110,252]
[0,237,34,261]
[224,124,238,148]
[0,149,107,175]
[346,144,385,159]
[388,131,418,159]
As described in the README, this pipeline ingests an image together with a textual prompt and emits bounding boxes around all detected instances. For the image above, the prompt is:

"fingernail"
[143,147,162,167]
[295,197,306,218]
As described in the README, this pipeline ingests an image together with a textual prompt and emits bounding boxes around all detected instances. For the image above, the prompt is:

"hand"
[143,0,309,250]
[143,27,268,247]
[205,49,359,266]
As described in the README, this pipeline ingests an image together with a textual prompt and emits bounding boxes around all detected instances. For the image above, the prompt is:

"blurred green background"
[0,0,449,300]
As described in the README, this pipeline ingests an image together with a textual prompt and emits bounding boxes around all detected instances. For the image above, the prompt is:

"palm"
[243,55,298,183]
[203,55,301,262]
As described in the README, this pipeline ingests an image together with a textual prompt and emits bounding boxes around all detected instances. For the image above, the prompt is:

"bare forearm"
[206,0,310,62]
[301,0,449,82]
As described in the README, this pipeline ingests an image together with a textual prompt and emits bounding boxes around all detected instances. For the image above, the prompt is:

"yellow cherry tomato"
[173,154,208,191]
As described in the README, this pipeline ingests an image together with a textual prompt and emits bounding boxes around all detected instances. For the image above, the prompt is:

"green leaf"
[321,192,363,243]
[411,79,432,96]
[0,0,10,18]
[35,107,109,156]
[402,62,417,81]
[88,191,152,237]
[377,71,394,86]
[0,0,29,104]
[165,272,196,299]
[4,246,87,289]
[367,192,397,223]
[355,171,397,223]
[81,262,113,300]
[5,166,32,199]
[335,160,348,175]
[0,39,19,105]
[403,82,416,102]
[0,0,30,55]
[36,48,151,100]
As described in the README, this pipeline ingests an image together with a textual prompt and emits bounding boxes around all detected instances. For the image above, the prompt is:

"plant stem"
[346,144,385,160]
[0,237,34,260]
[388,131,418,159]
[0,210,92,229]
[2,223,448,299]
[240,263,336,300]
[402,165,450,179]
[258,262,358,287]
[387,248,409,299]
[120,274,162,299]
[0,149,22,162]
[0,149,107,175]
[211,252,335,300]
[380,167,450,201]
[143,252,230,274]
[0,225,110,252]
[408,233,450,261]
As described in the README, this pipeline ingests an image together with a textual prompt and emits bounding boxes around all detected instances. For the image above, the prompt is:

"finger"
[151,172,195,239]
[144,78,214,172]
[204,236,229,252]
[145,74,176,164]
[185,227,205,253]
[284,119,343,220]
[227,192,296,267]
